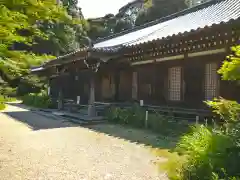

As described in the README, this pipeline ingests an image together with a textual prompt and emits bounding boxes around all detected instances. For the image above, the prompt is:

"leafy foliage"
[22,90,53,108]
[61,0,84,18]
[206,98,240,125]
[135,0,187,26]
[218,45,240,81]
[160,150,187,180]
[35,0,88,55]
[0,86,17,97]
[174,125,233,180]
[0,95,17,110]
[87,0,187,41]
[172,102,240,180]
[0,0,87,95]
[165,46,240,180]
[105,104,190,137]
[87,0,149,40]
[106,104,145,127]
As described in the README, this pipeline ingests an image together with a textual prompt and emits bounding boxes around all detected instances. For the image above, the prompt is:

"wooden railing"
[52,98,213,121]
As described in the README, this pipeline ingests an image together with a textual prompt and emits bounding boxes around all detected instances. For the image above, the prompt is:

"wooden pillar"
[155,64,167,105]
[58,88,63,110]
[114,71,120,101]
[184,57,204,108]
[132,71,138,100]
[88,73,96,116]
[48,86,51,96]
[47,79,51,96]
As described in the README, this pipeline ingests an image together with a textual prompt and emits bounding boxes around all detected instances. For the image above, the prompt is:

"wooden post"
[88,74,96,117]
[212,119,216,129]
[48,87,51,96]
[58,89,63,110]
[77,96,80,105]
[205,118,208,126]
[114,71,120,101]
[145,110,149,128]
[132,71,138,100]
[196,116,199,125]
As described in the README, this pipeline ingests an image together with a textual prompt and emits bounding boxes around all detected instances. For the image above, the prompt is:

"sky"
[78,0,134,19]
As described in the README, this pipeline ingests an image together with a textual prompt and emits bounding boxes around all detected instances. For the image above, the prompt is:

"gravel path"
[0,104,167,180]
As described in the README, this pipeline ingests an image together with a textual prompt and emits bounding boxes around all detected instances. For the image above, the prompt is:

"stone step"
[34,110,106,125]
[63,117,106,126]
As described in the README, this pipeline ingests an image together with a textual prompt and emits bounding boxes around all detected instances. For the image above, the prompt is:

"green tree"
[135,0,187,26]
[61,0,84,18]
[0,0,82,94]
[87,14,116,41]
[218,45,240,81]
[114,19,133,33]
[32,0,88,56]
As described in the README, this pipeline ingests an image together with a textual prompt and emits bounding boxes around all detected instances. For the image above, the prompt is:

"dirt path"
[0,104,167,180]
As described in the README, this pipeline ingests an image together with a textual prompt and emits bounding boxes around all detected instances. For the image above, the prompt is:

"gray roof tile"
[94,0,240,48]
[33,0,240,70]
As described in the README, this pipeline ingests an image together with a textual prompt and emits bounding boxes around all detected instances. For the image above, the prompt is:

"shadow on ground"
[85,124,178,149]
[3,103,77,131]
[4,103,177,149]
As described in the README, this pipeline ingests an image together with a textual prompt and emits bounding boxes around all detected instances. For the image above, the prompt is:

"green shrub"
[168,99,240,180]
[165,45,240,180]
[175,125,233,180]
[160,150,187,180]
[105,104,190,137]
[148,113,189,137]
[0,86,17,97]
[22,90,53,108]
[106,104,145,127]
[0,95,17,102]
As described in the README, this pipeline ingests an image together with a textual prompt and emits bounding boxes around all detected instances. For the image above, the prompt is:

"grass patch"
[0,95,14,110]
[0,95,17,102]
[4,97,17,102]
[150,148,187,180]
[0,103,6,110]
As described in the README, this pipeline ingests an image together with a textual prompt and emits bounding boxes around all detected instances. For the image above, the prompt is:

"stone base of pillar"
[88,104,96,117]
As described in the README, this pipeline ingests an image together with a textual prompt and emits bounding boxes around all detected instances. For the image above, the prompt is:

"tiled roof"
[42,46,120,67]
[32,0,240,70]
[94,0,240,48]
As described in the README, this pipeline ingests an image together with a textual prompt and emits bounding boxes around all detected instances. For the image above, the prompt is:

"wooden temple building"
[32,0,240,111]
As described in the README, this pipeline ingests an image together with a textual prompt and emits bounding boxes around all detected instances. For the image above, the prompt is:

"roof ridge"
[93,0,226,45]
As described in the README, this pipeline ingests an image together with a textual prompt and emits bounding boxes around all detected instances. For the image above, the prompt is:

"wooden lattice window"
[168,66,182,101]
[204,63,219,100]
